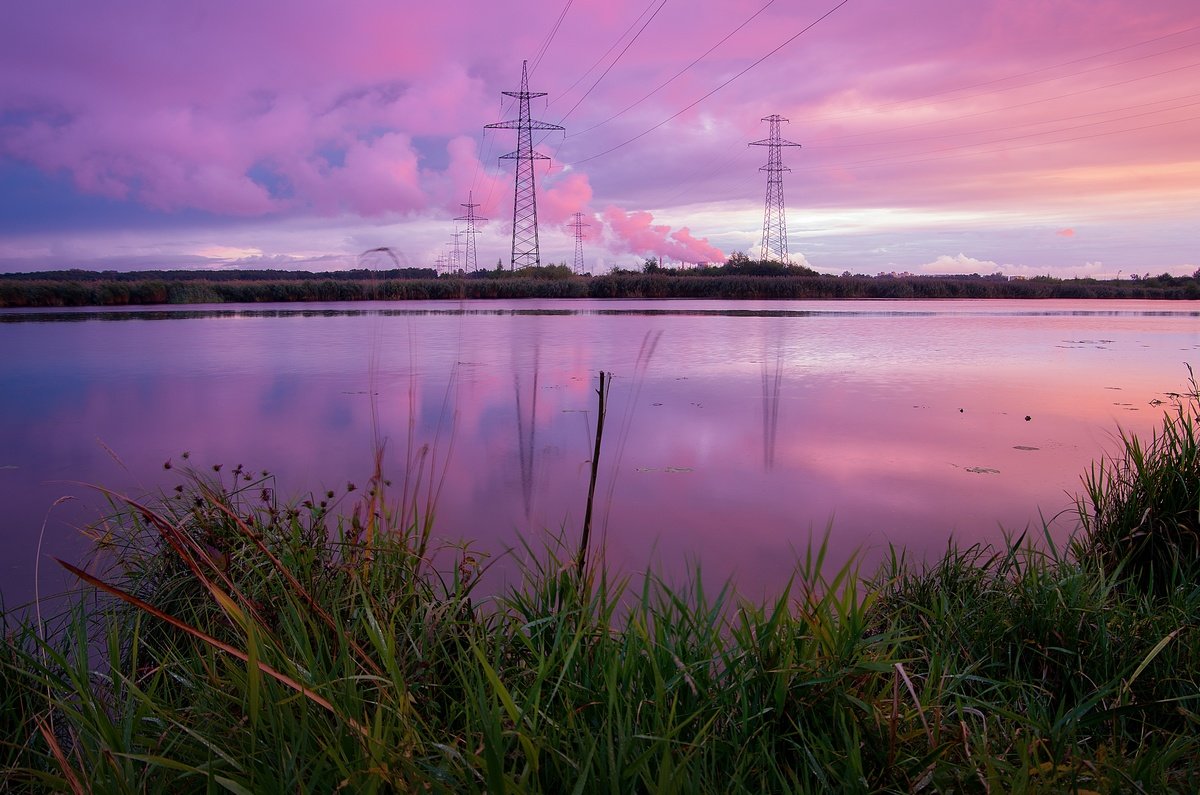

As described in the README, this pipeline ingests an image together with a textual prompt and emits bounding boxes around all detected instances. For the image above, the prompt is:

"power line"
[548,0,663,109]
[669,100,1200,207]
[649,144,761,208]
[802,27,1200,126]
[571,0,777,138]
[690,45,1200,198]
[531,0,575,75]
[553,0,669,127]
[807,92,1200,150]
[791,112,1200,175]
[471,94,516,211]
[568,0,851,166]
[805,64,1200,145]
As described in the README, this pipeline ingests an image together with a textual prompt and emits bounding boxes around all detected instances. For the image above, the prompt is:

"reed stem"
[578,370,609,578]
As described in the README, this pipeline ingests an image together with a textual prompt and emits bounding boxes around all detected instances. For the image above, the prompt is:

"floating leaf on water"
[1013,446,1039,451]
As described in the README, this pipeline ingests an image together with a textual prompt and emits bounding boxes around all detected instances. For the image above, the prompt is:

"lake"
[2,298,1198,608]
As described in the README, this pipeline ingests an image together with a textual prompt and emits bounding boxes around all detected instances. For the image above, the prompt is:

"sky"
[1,0,1198,277]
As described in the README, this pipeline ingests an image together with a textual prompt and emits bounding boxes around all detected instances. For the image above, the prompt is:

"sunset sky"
[1,0,1197,277]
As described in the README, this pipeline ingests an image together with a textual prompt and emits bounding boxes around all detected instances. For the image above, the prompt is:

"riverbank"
[3,265,1199,308]
[1,381,1198,792]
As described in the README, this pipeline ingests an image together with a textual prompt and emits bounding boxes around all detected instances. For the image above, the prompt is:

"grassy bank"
[1,385,1198,792]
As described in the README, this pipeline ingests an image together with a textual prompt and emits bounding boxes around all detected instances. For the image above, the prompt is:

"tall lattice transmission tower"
[486,61,563,269]
[454,191,486,273]
[570,212,590,273]
[449,231,464,273]
[749,115,801,263]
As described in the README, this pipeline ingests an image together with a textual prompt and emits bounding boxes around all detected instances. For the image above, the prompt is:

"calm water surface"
[2,298,1198,606]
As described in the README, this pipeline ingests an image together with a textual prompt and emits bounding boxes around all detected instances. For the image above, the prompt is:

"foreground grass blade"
[56,559,366,738]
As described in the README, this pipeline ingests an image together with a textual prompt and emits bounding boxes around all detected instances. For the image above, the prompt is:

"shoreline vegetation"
[3,258,1200,308]
[2,383,1199,791]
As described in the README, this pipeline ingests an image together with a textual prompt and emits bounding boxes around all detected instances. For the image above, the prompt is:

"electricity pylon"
[570,212,590,273]
[486,61,563,269]
[450,231,464,273]
[454,192,486,272]
[749,114,801,263]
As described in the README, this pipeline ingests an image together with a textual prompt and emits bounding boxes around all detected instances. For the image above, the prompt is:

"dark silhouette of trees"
[2,261,1197,309]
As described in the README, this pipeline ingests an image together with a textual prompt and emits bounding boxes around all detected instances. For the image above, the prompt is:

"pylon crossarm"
[499,151,552,161]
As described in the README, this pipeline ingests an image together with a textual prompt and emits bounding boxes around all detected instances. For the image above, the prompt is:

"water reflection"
[760,321,785,472]
[513,335,541,524]
[1,299,1197,608]
[5,301,1199,326]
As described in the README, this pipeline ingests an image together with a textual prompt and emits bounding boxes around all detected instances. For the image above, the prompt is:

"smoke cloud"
[601,206,724,265]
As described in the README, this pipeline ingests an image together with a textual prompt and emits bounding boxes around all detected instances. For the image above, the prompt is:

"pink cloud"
[424,135,508,215]
[602,206,724,264]
[315,133,425,216]
[1056,228,1076,237]
[540,172,594,225]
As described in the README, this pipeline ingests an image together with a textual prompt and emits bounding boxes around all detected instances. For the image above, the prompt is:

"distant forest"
[2,257,1199,308]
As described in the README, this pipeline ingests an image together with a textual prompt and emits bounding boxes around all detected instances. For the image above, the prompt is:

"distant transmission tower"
[749,115,801,263]
[570,212,590,273]
[486,60,564,269]
[454,192,486,272]
[450,231,464,273]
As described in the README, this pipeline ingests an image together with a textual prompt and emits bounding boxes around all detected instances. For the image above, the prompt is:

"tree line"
[2,260,1198,308]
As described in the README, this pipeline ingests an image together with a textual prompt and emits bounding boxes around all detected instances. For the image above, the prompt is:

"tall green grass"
[1075,368,1200,592]
[2,384,1199,791]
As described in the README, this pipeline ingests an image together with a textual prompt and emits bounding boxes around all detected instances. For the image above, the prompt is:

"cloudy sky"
[1,0,1197,276]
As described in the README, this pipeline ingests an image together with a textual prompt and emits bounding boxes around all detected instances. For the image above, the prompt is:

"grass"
[1,385,1199,792]
[1075,367,1200,592]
